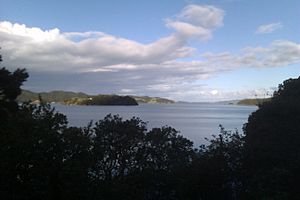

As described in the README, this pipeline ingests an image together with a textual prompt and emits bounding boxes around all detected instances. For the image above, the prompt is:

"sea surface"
[54,103,257,147]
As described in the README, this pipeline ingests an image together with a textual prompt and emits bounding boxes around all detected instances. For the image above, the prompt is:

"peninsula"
[17,90,175,105]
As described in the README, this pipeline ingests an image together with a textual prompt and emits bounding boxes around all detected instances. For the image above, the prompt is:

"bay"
[54,103,257,147]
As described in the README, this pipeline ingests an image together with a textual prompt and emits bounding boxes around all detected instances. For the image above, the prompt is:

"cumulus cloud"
[210,90,219,95]
[166,4,224,40]
[255,22,282,34]
[0,21,61,42]
[178,5,224,29]
[0,5,299,101]
[0,21,192,72]
[0,4,225,73]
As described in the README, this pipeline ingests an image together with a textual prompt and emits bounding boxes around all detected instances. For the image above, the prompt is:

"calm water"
[54,103,257,147]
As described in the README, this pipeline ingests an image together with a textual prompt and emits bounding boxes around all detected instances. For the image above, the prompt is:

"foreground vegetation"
[1,62,300,199]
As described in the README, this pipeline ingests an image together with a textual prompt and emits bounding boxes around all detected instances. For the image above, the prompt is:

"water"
[54,103,257,147]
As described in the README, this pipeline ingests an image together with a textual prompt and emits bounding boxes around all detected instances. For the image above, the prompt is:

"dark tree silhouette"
[0,64,197,200]
[3,52,299,200]
[0,64,92,199]
[243,76,300,200]
[89,115,195,200]
[186,126,244,200]
[0,67,28,119]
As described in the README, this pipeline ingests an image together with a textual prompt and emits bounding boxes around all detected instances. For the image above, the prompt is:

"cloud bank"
[0,5,299,101]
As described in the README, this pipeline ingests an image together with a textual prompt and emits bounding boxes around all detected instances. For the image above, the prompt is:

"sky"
[0,0,299,101]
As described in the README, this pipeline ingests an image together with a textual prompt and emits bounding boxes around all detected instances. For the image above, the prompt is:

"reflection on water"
[54,103,257,147]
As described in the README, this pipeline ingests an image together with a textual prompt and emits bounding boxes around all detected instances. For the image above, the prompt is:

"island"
[64,95,138,106]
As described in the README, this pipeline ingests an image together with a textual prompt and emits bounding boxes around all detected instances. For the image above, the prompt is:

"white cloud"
[166,4,224,40]
[210,90,219,95]
[178,5,224,29]
[1,21,299,76]
[0,21,195,72]
[0,21,61,42]
[255,22,282,34]
[166,20,212,40]
[0,5,225,72]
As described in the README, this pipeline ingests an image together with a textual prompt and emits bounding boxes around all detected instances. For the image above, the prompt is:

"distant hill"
[217,100,240,105]
[237,98,271,106]
[17,90,89,103]
[17,90,174,105]
[130,95,175,104]
[64,95,138,106]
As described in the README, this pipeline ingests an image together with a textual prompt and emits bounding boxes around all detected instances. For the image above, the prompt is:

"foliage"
[1,96,92,199]
[185,126,245,200]
[2,65,243,199]
[2,57,300,199]
[89,115,195,199]
[0,67,28,118]
[243,76,300,200]
[1,67,197,200]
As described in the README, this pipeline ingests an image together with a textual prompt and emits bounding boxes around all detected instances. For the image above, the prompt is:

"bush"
[243,76,300,199]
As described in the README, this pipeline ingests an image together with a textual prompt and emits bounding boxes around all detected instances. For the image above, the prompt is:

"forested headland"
[17,90,174,105]
[1,58,300,199]
[237,98,271,106]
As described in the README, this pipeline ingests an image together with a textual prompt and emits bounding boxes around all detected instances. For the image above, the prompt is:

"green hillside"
[130,95,175,104]
[237,98,271,106]
[17,90,174,105]
[64,95,138,106]
[17,90,89,102]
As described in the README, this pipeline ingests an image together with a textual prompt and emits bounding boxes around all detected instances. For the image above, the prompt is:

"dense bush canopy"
[243,76,300,200]
[1,62,300,200]
[0,67,242,200]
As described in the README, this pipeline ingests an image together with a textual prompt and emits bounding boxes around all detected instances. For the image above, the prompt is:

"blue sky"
[0,0,299,101]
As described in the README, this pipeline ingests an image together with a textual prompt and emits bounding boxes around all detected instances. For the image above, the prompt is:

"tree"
[141,126,195,200]
[0,64,197,199]
[89,115,196,200]
[0,63,248,200]
[0,67,28,119]
[243,76,300,199]
[8,54,300,199]
[185,126,244,200]
[0,64,92,199]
